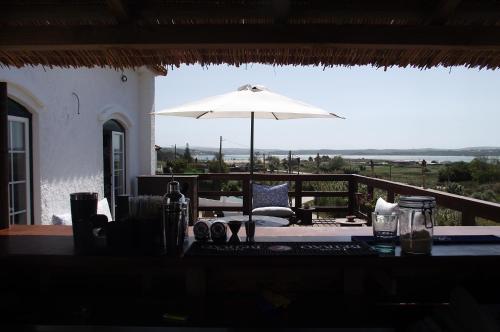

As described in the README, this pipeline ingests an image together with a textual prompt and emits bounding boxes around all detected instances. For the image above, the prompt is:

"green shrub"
[493,183,500,194]
[165,159,188,173]
[207,158,229,173]
[438,162,472,182]
[469,158,500,183]
[343,168,359,174]
[435,208,461,226]
[318,156,345,173]
[471,190,497,202]
[446,182,464,195]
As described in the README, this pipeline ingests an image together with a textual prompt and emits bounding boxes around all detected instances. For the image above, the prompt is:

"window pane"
[14,212,27,225]
[114,156,123,170]
[13,182,26,212]
[12,152,26,181]
[10,121,25,151]
[113,134,123,153]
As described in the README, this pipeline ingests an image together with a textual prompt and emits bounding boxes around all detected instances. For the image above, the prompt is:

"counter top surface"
[1,225,500,259]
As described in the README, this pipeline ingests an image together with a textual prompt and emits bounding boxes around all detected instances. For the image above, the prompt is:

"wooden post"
[242,177,250,215]
[461,209,476,226]
[0,82,9,229]
[387,191,395,203]
[295,179,302,209]
[288,150,292,174]
[348,177,358,215]
[191,176,198,224]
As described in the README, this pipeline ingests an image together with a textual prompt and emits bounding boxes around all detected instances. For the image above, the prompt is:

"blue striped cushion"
[253,183,289,208]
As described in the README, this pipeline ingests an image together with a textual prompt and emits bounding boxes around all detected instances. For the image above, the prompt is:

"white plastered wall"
[0,66,156,224]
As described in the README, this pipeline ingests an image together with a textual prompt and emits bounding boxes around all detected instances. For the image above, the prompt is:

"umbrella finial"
[238,84,266,92]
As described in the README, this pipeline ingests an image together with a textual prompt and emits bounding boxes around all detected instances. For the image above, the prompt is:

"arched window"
[103,119,126,218]
[8,98,33,225]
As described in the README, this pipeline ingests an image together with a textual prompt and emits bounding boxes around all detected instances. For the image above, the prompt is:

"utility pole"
[219,136,223,172]
[174,144,177,160]
[288,150,292,174]
[297,157,300,174]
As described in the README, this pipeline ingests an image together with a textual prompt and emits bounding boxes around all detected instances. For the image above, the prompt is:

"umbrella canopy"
[155,84,344,230]
[155,84,344,120]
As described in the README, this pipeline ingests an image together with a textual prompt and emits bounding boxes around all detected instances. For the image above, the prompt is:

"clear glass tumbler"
[372,212,398,253]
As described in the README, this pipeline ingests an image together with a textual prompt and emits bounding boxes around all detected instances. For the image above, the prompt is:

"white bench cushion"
[252,206,294,218]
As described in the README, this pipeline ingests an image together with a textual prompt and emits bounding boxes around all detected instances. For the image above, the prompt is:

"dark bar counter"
[2,225,500,328]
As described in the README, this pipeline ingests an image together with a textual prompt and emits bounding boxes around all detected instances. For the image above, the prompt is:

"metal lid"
[398,196,436,209]
[167,180,181,194]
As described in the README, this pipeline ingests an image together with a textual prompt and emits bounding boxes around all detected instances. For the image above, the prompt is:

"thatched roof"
[3,0,500,72]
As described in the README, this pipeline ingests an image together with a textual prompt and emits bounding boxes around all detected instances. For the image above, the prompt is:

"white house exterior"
[0,66,157,224]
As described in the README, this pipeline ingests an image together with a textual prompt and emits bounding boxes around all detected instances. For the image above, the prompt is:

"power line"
[222,138,249,148]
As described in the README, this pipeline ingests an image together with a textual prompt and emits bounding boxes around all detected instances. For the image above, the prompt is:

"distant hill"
[179,146,500,157]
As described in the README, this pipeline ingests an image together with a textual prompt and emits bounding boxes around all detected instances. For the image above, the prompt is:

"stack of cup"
[371,198,399,254]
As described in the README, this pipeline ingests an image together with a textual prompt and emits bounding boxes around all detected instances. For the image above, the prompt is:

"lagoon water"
[195,154,500,163]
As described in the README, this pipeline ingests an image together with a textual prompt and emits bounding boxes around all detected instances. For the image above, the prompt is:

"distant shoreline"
[184,146,500,158]
[194,154,500,164]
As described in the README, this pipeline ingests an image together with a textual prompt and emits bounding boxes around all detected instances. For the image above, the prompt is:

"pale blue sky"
[154,64,500,150]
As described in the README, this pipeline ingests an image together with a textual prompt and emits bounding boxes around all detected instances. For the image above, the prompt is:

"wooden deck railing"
[197,173,352,215]
[353,175,500,225]
[195,173,500,226]
[141,173,500,225]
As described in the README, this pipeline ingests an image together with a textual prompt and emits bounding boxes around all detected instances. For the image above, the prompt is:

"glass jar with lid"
[398,196,436,255]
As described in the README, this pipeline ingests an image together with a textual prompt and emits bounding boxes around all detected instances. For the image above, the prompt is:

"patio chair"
[252,183,296,224]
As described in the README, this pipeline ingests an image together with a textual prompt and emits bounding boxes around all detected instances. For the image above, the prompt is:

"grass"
[358,164,443,188]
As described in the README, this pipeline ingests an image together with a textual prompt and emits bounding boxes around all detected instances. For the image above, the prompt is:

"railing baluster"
[348,176,358,215]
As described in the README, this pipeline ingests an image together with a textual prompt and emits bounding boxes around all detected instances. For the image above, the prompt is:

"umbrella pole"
[245,112,256,241]
[249,112,254,223]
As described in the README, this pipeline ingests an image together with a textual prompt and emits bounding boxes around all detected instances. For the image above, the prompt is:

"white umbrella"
[155,84,344,225]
